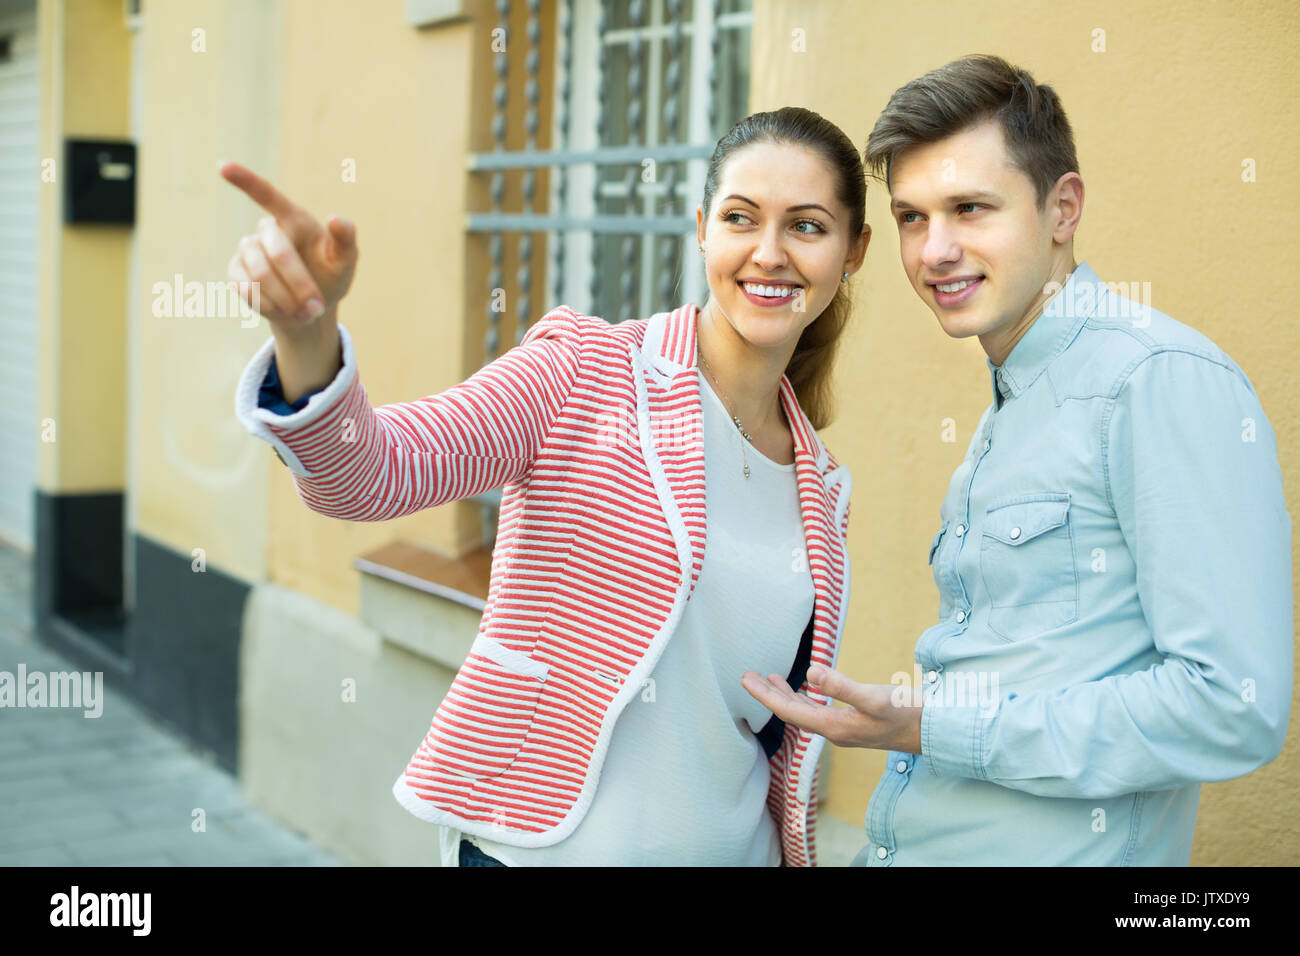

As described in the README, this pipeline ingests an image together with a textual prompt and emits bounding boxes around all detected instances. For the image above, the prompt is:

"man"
[742,54,1292,865]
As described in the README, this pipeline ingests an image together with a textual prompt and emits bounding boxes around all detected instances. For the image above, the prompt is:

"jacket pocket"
[429,635,549,779]
[979,494,1078,642]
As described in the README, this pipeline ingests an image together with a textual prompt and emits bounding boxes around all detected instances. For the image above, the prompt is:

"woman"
[225,105,870,866]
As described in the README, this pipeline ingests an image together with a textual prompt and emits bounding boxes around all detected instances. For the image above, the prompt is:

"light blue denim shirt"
[856,261,1293,866]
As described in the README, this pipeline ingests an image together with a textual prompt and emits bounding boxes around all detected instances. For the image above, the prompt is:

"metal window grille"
[465,0,751,539]
[469,0,752,349]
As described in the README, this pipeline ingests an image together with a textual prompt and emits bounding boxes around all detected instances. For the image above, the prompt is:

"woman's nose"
[752,226,788,272]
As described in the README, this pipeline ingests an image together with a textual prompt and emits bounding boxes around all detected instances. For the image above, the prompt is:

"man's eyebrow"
[890,190,1001,213]
[721,194,837,220]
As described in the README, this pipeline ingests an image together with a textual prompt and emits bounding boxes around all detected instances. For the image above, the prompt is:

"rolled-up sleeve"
[924,348,1293,797]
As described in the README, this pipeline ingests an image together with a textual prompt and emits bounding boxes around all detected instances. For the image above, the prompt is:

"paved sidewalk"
[0,542,344,867]
[0,540,869,867]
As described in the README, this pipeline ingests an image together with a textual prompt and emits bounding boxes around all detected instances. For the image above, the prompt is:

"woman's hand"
[219,160,358,337]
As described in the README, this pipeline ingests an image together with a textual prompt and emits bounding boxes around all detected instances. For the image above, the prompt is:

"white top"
[454,370,815,865]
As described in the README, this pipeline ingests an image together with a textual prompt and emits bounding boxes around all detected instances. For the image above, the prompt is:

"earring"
[698,244,705,255]
[841,271,849,283]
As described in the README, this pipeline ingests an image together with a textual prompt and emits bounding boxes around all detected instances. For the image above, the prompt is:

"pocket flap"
[983,495,1070,546]
[468,635,549,681]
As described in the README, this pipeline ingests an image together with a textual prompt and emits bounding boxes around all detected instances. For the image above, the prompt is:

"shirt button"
[955,524,966,537]
[896,760,908,773]
[876,846,889,860]
[927,670,938,684]
[956,610,967,623]
[1009,527,1022,540]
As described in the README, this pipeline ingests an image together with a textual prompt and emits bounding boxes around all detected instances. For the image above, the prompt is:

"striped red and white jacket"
[235,303,853,865]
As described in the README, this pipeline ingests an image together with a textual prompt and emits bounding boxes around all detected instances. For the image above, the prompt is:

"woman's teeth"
[742,283,798,297]
[937,279,980,293]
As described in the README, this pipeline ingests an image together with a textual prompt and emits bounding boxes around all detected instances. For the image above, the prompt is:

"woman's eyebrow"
[722,194,837,220]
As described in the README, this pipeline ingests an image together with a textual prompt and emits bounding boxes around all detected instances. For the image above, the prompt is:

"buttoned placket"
[919,369,1009,684]
[917,411,996,659]
[864,373,1004,866]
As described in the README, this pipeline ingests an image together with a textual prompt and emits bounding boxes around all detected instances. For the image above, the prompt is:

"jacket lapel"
[780,375,849,691]
[636,306,849,687]
[637,305,709,596]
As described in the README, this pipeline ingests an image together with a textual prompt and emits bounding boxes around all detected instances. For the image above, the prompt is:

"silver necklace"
[695,330,756,481]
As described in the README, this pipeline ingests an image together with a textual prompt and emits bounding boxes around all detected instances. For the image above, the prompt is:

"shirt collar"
[988,260,1100,407]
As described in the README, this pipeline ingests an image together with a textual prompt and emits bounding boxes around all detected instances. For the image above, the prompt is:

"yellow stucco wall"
[41,0,1296,863]
[120,0,482,610]
[750,0,1299,863]
[37,0,131,494]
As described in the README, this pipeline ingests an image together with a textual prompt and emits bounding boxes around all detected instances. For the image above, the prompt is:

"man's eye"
[958,203,982,214]
[899,212,920,224]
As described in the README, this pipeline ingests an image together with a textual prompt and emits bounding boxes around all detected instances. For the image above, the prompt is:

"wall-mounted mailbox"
[64,139,136,225]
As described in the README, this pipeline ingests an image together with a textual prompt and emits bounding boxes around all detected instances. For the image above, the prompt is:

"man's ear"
[1051,173,1083,244]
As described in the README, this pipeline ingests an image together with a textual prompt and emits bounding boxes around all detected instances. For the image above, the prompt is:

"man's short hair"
[864,54,1080,210]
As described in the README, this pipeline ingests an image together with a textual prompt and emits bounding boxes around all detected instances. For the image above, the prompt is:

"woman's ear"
[696,206,706,250]
[844,224,871,275]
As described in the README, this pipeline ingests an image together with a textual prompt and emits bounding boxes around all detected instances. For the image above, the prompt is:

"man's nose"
[920,218,961,269]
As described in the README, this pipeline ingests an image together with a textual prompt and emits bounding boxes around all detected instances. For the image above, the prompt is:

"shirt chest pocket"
[979,493,1079,642]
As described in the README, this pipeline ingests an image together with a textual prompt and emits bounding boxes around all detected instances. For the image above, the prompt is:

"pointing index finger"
[218,160,300,223]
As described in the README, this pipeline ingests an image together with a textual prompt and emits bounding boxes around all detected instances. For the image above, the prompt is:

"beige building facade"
[19,0,1297,864]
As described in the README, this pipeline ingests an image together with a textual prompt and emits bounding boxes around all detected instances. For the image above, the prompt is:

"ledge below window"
[354,541,491,671]
[404,0,473,28]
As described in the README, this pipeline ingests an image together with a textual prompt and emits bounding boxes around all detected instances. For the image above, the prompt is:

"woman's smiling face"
[697,141,865,352]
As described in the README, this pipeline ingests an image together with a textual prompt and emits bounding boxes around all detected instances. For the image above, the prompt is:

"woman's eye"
[723,211,749,224]
[793,219,824,234]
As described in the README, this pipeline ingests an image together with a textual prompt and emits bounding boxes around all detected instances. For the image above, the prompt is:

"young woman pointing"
[225,106,869,866]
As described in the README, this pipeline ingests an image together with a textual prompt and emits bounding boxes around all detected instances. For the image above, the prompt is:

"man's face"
[889,118,1074,364]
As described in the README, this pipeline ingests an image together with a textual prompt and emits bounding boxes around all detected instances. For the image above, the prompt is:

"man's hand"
[741,663,924,754]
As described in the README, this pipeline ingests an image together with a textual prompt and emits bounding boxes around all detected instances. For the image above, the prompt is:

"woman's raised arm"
[224,162,591,520]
